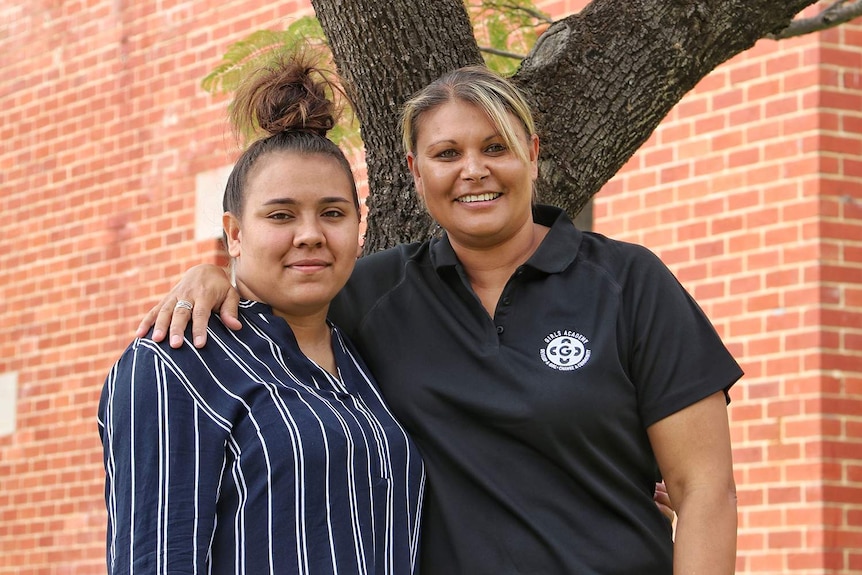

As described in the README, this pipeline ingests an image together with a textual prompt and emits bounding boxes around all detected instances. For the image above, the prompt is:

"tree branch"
[479,45,526,59]
[767,0,862,39]
[493,3,555,24]
[516,0,820,217]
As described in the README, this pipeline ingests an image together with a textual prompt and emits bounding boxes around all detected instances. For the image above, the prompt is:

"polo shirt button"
[502,297,511,305]
[496,325,504,334]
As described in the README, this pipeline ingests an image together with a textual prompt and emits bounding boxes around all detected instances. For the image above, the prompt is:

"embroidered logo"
[540,330,591,371]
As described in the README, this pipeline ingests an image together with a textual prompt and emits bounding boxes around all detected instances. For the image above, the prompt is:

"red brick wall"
[0,2,313,572]
[0,1,859,573]
[594,7,862,573]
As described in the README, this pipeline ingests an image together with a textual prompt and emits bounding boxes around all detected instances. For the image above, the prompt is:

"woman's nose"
[461,153,489,181]
[293,218,325,247]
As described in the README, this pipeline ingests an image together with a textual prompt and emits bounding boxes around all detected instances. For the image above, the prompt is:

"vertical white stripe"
[156,362,169,574]
[104,362,119,573]
[193,403,201,574]
[128,350,137,574]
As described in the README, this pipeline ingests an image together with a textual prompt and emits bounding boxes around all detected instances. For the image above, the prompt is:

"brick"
[710,130,744,153]
[746,334,781,356]
[767,442,802,461]
[768,530,803,549]
[748,463,782,483]
[768,486,803,505]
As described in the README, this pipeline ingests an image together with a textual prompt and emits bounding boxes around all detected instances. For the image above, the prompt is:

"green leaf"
[201,18,328,95]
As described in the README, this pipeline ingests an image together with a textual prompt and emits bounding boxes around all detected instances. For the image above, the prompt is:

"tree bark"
[519,0,818,213]
[310,0,483,253]
[311,0,820,251]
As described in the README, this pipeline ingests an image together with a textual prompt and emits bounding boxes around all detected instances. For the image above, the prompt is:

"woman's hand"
[136,264,241,348]
[653,481,675,524]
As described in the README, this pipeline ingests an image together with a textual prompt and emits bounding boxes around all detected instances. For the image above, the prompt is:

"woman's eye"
[268,212,292,220]
[322,209,345,218]
[486,143,507,153]
[436,149,459,159]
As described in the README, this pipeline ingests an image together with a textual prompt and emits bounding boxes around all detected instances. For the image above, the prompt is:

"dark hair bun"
[231,52,340,142]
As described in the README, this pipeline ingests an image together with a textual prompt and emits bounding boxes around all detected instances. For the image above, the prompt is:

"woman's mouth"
[456,192,501,203]
[286,259,330,272]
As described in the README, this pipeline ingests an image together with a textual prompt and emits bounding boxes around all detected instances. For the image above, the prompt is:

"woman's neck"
[451,221,550,317]
[281,312,339,378]
[236,287,338,377]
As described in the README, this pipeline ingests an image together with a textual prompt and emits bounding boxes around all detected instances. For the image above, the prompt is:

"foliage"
[201,2,552,146]
[202,17,327,94]
[466,0,551,76]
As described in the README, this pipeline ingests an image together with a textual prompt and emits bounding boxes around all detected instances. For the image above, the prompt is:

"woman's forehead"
[415,100,526,141]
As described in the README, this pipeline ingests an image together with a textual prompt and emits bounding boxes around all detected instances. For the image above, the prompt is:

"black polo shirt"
[330,204,742,574]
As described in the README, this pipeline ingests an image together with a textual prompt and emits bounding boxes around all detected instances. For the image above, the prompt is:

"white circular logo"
[540,331,591,371]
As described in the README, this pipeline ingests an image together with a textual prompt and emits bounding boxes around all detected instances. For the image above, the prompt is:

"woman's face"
[224,152,360,321]
[407,99,539,249]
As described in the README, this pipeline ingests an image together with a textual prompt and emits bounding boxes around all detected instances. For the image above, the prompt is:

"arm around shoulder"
[135,264,240,349]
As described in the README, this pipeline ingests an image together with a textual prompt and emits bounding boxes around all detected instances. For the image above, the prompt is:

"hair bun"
[231,52,341,144]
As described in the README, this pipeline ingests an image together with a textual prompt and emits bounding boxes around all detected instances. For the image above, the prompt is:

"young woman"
[140,65,740,574]
[99,55,424,574]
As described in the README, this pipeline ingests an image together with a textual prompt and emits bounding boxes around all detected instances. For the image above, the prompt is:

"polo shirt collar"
[429,204,582,274]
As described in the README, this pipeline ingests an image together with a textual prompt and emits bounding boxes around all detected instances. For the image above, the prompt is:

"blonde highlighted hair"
[400,65,536,162]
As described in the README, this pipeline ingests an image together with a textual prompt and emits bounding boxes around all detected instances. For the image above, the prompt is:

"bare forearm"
[647,392,737,573]
[673,488,738,574]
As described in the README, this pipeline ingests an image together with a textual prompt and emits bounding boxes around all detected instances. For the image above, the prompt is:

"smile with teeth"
[457,192,501,203]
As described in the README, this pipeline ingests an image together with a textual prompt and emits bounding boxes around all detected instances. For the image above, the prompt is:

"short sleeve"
[619,247,743,427]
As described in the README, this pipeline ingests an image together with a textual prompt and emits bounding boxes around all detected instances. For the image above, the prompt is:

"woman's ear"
[223,212,242,258]
[529,134,540,179]
[407,152,425,199]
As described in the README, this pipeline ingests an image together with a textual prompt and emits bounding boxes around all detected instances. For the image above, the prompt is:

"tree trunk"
[311,0,819,251]
[310,0,483,253]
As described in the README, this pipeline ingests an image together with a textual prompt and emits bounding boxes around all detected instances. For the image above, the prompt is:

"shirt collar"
[238,299,337,330]
[429,204,582,274]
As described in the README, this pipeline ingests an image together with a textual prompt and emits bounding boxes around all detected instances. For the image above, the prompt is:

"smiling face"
[407,99,539,250]
[223,151,360,322]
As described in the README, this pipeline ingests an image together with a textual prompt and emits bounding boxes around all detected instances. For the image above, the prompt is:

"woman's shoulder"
[122,311,242,364]
[348,241,431,287]
[578,232,667,275]
[355,240,430,269]
[330,241,432,336]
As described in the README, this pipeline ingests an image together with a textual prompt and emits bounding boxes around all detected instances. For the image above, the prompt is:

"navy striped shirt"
[98,300,425,574]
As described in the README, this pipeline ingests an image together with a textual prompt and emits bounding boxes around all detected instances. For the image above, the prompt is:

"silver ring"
[175,299,194,312]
